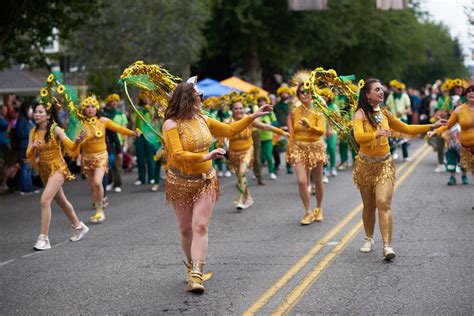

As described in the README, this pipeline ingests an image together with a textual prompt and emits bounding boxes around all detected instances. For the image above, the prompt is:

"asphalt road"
[0,140,473,315]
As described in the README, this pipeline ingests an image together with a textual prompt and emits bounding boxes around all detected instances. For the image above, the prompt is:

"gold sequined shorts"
[81,150,108,178]
[165,168,220,209]
[39,159,74,185]
[228,147,254,172]
[460,146,474,172]
[353,153,395,192]
[287,140,327,169]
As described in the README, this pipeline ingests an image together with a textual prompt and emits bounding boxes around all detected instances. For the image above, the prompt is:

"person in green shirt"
[104,94,129,192]
[258,97,278,180]
[386,80,411,161]
[131,94,155,186]
[273,86,293,174]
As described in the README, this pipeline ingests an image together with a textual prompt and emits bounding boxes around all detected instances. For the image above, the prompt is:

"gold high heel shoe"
[183,260,213,284]
[187,259,206,293]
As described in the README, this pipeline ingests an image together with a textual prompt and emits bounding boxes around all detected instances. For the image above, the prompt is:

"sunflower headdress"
[389,80,406,91]
[40,73,78,113]
[441,78,468,92]
[81,95,100,110]
[105,93,120,105]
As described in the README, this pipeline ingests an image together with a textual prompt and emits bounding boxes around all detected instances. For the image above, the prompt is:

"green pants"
[260,139,275,174]
[135,135,155,183]
[326,134,337,169]
[339,139,356,163]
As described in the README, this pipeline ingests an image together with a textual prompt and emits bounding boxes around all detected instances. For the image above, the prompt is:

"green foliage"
[0,0,101,69]
[69,0,212,94]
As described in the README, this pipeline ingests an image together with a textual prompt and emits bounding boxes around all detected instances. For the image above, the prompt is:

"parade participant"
[386,80,412,161]
[132,94,156,186]
[26,103,89,250]
[229,100,288,210]
[320,88,339,177]
[80,96,139,224]
[104,93,129,193]
[353,79,447,260]
[273,84,293,174]
[429,85,474,184]
[258,97,278,180]
[287,82,327,225]
[162,82,272,293]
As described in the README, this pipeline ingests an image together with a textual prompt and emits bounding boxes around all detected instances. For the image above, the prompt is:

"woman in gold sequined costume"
[26,103,90,251]
[162,83,272,293]
[80,96,139,224]
[429,85,474,183]
[353,79,447,260]
[228,100,289,210]
[287,82,327,226]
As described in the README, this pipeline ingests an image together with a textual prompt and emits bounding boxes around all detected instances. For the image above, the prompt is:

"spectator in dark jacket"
[16,102,36,194]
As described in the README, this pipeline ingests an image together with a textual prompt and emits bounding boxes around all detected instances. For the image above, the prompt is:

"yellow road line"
[243,144,428,315]
[271,145,432,315]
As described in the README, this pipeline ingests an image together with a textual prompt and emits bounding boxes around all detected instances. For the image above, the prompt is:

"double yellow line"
[244,144,431,316]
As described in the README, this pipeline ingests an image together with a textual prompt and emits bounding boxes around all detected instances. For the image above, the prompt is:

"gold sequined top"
[290,104,326,142]
[164,115,253,175]
[26,127,77,181]
[81,117,135,154]
[353,109,431,157]
[435,104,474,146]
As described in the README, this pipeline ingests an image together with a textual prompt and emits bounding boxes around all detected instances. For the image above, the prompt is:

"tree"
[68,0,212,96]
[0,0,101,69]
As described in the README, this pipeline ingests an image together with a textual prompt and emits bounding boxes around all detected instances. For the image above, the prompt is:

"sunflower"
[89,117,97,124]
[95,131,103,138]
[47,74,54,83]
[358,79,365,89]
[40,88,48,97]
[57,85,65,94]
[454,79,462,87]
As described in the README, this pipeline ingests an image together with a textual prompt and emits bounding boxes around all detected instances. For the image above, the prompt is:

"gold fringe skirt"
[228,146,254,172]
[39,159,75,185]
[287,140,327,169]
[81,150,108,178]
[460,146,474,172]
[165,168,220,209]
[353,153,395,192]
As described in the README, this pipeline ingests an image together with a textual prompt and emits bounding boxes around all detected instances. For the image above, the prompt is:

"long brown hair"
[357,78,381,129]
[165,83,198,120]
[34,102,64,143]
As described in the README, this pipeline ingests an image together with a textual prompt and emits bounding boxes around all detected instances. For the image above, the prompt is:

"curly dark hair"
[165,83,198,120]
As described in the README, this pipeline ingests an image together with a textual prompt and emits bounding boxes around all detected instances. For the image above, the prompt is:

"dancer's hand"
[205,148,226,161]
[299,118,310,129]
[427,131,436,138]
[430,119,448,129]
[75,130,88,143]
[252,104,273,119]
[283,132,290,138]
[32,139,42,149]
[134,129,142,137]
[375,128,391,138]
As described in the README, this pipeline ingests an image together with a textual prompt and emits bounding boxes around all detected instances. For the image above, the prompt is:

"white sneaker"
[224,171,232,178]
[106,184,112,192]
[360,237,374,253]
[330,167,338,177]
[33,234,51,251]
[392,153,399,160]
[434,164,446,173]
[150,179,155,184]
[134,180,142,186]
[383,246,396,260]
[270,173,277,180]
[456,166,461,174]
[217,171,224,178]
[70,222,89,242]
[403,157,412,162]
[150,184,160,192]
[322,175,329,183]
[114,187,122,193]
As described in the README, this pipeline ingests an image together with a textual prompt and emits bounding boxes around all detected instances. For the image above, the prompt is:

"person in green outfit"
[258,97,278,180]
[319,88,339,177]
[273,84,293,174]
[131,94,155,186]
[104,94,129,193]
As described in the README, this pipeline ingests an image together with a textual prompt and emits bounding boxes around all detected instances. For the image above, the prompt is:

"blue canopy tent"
[197,78,237,98]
